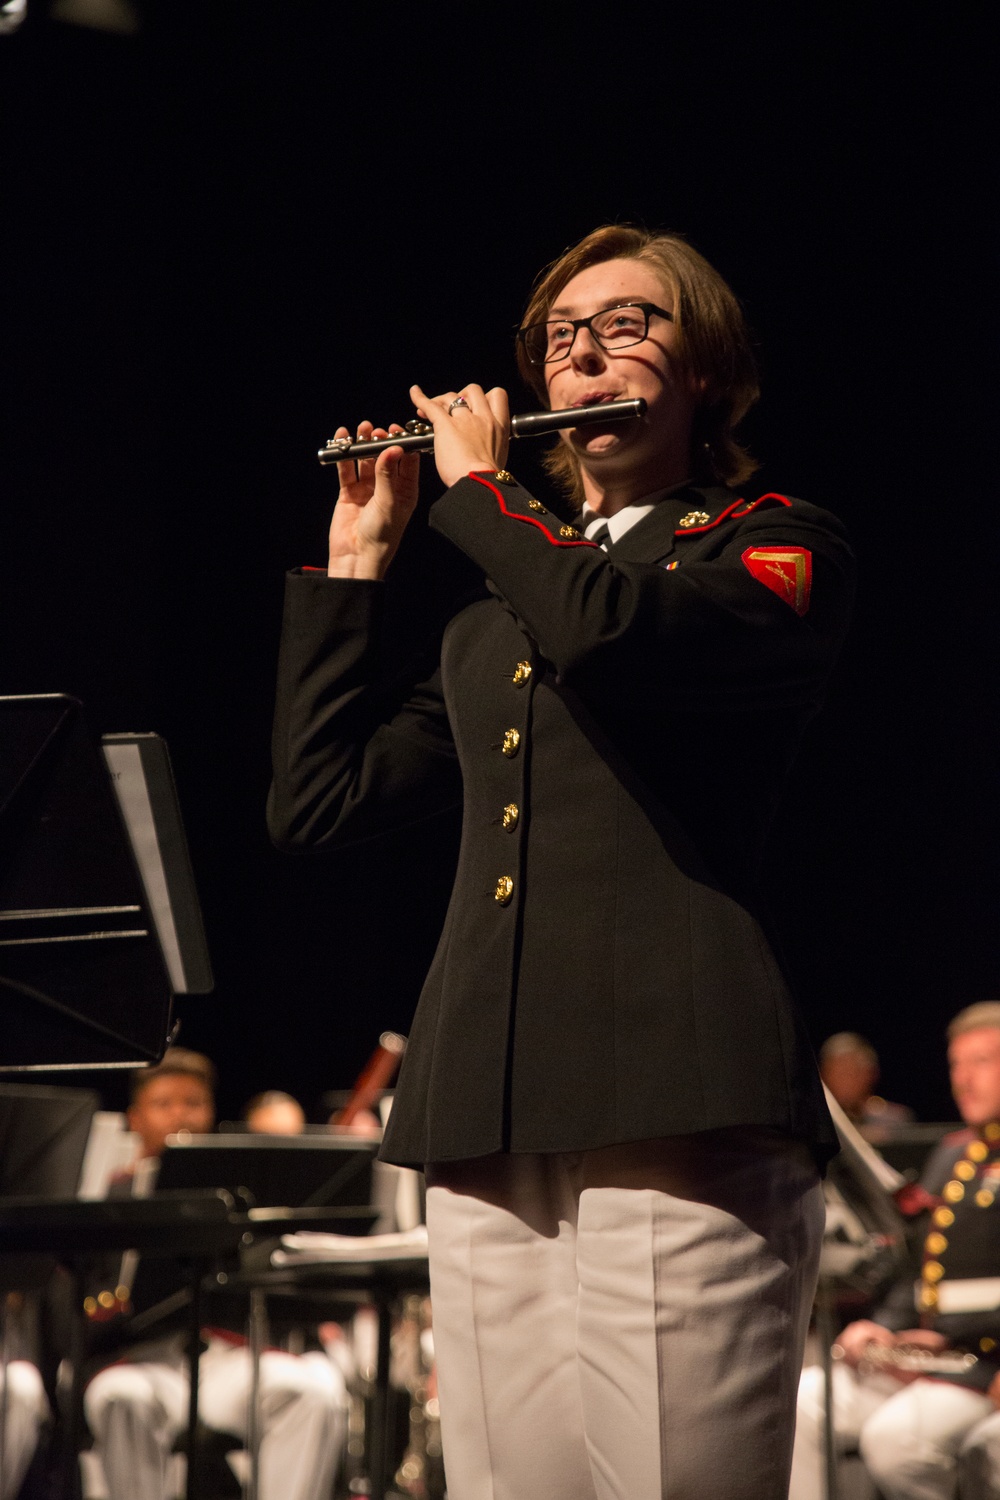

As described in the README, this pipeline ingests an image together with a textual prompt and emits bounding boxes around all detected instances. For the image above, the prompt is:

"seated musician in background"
[108,1045,215,1188]
[791,1004,1000,1499]
[819,1031,914,1142]
[83,1049,346,1500]
[326,1101,382,1140]
[244,1089,306,1135]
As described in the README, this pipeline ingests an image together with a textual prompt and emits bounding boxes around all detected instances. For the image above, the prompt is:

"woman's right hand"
[328,422,422,579]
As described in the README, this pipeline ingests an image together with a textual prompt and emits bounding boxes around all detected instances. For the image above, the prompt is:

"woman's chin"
[572,431,626,460]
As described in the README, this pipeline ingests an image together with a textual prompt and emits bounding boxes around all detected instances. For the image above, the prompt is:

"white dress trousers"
[789,1362,998,1500]
[0,1361,49,1500]
[84,1334,346,1500]
[956,1407,1000,1500]
[425,1128,824,1500]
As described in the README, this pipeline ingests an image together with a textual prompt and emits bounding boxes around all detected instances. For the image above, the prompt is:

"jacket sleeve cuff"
[430,472,599,557]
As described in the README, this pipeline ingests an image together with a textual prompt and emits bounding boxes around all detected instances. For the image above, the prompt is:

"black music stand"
[0,1190,244,1500]
[155,1134,378,1212]
[0,1083,97,1496]
[0,1083,97,1199]
[136,1135,378,1364]
[0,1081,97,1287]
[101,732,213,999]
[0,694,218,1496]
[0,694,213,1072]
[146,1138,379,1500]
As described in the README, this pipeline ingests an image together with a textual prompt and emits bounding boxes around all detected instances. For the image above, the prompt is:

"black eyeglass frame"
[517,301,674,365]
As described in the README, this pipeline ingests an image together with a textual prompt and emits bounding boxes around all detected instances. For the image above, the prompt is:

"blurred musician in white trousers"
[82,1050,346,1500]
[957,1409,1000,1500]
[0,1359,49,1499]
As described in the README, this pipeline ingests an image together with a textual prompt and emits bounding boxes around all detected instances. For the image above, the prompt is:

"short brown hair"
[819,1032,879,1067]
[130,1047,216,1104]
[516,225,760,505]
[948,1004,1000,1042]
[243,1090,301,1118]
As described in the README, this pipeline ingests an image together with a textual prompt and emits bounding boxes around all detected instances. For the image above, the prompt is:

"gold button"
[98,1290,116,1309]
[83,1296,97,1316]
[494,470,515,485]
[512,660,532,687]
[968,1140,989,1161]
[923,1260,945,1282]
[559,525,581,539]
[982,1337,997,1353]
[986,1123,1000,1141]
[502,803,519,831]
[115,1285,131,1303]
[934,1206,955,1227]
[501,728,521,757]
[976,1188,995,1208]
[528,499,547,513]
[944,1180,965,1203]
[678,509,711,528]
[494,875,514,906]
[920,1286,939,1308]
[956,1159,976,1180]
[925,1231,948,1256]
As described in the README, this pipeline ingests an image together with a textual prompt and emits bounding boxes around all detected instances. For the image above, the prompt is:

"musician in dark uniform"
[269,225,856,1499]
[791,1003,1000,1500]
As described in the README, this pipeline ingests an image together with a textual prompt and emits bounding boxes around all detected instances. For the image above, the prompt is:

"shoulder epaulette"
[675,492,792,537]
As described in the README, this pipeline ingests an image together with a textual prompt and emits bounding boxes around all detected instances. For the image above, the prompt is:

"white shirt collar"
[580,480,693,547]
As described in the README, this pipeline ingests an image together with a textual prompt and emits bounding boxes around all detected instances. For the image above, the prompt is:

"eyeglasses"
[517,301,673,366]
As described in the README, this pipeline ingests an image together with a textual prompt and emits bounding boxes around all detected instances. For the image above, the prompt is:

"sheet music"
[273,1225,428,1264]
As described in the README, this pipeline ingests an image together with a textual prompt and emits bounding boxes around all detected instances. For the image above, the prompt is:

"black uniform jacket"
[269,472,856,1169]
[878,1130,1000,1391]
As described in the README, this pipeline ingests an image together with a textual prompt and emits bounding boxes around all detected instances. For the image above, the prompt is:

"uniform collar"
[580,479,694,543]
[579,482,702,564]
[602,485,720,565]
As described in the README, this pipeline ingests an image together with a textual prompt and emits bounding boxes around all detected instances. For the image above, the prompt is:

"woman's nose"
[569,325,606,369]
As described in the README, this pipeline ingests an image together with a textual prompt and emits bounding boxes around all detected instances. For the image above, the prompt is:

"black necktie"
[589,521,611,550]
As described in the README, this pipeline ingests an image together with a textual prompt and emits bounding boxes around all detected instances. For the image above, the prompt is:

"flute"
[317,397,646,465]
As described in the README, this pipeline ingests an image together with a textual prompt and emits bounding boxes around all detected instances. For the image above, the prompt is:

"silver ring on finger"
[448,396,471,414]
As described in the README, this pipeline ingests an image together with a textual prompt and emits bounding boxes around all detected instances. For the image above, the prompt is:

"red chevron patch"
[741,546,812,616]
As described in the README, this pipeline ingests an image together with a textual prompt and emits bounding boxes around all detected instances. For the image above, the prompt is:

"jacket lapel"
[606,490,701,565]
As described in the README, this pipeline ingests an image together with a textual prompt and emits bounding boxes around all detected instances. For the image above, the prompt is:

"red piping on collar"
[733,492,792,516]
[468,472,600,548]
[675,492,792,536]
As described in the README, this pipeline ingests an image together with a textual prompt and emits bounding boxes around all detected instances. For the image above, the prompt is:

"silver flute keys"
[317,398,646,465]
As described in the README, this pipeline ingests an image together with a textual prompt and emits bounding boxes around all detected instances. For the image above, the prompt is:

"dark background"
[1,4,996,1124]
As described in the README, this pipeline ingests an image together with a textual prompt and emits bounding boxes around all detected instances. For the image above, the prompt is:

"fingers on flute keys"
[334,420,407,475]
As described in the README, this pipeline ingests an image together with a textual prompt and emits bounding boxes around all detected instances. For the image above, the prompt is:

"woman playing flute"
[269,224,856,1499]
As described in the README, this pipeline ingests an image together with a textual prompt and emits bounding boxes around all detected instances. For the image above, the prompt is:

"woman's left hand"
[410,383,510,489]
